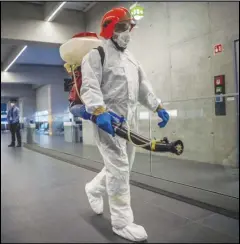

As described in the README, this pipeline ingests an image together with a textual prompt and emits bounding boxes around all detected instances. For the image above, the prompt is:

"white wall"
[50,84,69,115]
[36,85,50,112]
[50,84,69,135]
[36,84,69,114]
[35,84,69,135]
[19,96,36,119]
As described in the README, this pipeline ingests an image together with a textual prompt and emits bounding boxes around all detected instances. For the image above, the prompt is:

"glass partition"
[26,111,104,165]
[24,94,239,198]
[150,94,239,198]
[132,105,151,175]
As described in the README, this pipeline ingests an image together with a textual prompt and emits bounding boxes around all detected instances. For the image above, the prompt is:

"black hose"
[91,115,184,155]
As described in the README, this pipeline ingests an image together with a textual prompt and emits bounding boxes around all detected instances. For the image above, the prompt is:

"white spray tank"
[59,32,102,65]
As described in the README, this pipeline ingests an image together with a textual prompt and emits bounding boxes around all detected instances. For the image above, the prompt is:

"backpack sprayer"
[60,32,184,156]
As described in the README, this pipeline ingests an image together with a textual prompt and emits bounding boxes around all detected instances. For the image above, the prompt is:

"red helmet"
[100,7,135,39]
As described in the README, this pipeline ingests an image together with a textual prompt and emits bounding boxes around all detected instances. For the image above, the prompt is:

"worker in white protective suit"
[80,7,170,242]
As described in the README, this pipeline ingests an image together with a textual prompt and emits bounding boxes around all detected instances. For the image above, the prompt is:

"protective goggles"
[114,20,136,33]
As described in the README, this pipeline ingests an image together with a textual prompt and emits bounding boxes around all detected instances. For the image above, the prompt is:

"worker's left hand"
[157,109,170,128]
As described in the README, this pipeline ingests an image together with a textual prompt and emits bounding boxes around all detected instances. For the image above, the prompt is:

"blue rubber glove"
[157,109,170,128]
[79,105,91,120]
[96,112,116,136]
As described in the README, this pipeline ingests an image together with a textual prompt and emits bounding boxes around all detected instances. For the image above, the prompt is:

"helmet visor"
[114,19,136,33]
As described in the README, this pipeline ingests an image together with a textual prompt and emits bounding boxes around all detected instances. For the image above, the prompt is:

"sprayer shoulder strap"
[95,46,105,67]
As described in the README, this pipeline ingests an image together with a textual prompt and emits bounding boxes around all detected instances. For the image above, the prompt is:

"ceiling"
[65,2,95,11]
[1,41,64,69]
[31,1,95,12]
[1,44,17,63]
[1,2,96,70]
[15,45,64,66]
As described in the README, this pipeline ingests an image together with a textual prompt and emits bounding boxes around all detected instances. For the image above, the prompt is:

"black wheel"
[172,140,184,155]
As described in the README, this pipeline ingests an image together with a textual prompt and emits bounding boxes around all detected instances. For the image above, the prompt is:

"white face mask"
[113,29,131,49]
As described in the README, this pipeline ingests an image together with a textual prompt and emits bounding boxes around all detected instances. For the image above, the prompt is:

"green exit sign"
[130,3,144,20]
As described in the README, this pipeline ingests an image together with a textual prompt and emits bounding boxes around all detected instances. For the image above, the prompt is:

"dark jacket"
[7,106,20,124]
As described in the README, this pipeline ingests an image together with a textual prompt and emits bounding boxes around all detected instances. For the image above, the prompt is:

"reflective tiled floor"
[1,134,239,243]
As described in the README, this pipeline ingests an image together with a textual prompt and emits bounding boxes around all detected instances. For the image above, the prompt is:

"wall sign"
[214,75,226,116]
[214,44,223,54]
[130,3,144,20]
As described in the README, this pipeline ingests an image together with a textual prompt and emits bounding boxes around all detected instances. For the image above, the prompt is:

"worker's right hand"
[96,112,116,136]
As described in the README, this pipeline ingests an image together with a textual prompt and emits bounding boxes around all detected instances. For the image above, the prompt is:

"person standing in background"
[7,99,21,147]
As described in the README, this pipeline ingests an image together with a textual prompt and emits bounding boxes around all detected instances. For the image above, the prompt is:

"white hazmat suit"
[81,39,160,242]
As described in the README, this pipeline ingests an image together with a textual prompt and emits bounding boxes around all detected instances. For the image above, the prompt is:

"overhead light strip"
[4,45,28,72]
[46,2,66,22]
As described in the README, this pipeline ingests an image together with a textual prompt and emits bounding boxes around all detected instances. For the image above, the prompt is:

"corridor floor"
[1,136,239,243]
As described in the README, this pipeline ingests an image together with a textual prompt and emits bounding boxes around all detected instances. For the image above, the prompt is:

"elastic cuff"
[155,104,163,112]
[93,106,106,116]
[153,98,162,112]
